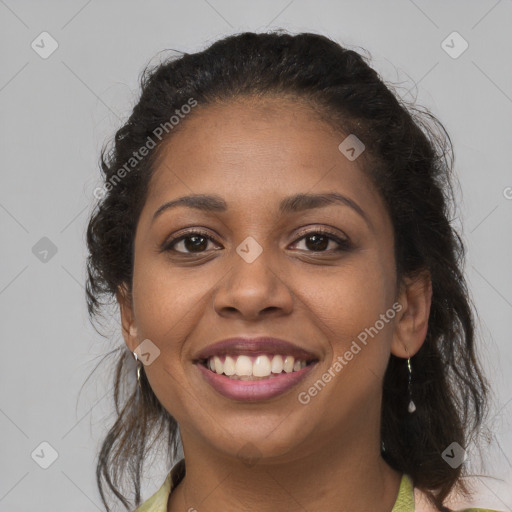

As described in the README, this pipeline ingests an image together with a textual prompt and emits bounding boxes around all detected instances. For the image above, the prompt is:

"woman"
[85,31,499,512]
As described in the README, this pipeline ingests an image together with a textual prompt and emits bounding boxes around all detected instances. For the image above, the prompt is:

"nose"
[213,247,294,321]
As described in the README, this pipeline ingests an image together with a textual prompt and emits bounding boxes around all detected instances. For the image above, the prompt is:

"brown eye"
[292,230,351,253]
[178,235,210,253]
[302,233,330,251]
[163,231,219,254]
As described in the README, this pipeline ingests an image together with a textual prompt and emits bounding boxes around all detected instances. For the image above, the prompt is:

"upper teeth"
[206,354,308,378]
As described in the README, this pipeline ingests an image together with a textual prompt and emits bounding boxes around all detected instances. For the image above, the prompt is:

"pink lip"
[193,337,319,362]
[196,361,317,401]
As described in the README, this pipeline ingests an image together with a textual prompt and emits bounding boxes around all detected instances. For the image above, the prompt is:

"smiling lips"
[194,337,319,400]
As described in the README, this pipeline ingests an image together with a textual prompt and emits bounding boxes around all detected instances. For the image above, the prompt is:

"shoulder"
[412,478,503,512]
[132,459,185,512]
[451,509,502,512]
[132,472,172,512]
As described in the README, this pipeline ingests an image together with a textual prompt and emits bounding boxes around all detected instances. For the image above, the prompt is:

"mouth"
[193,337,320,401]
[198,353,317,380]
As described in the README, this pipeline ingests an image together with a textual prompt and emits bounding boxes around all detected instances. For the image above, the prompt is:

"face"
[120,96,411,464]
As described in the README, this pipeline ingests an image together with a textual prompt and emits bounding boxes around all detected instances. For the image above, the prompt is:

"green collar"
[392,472,415,512]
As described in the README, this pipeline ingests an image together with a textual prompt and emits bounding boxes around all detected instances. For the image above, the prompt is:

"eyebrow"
[152,192,372,229]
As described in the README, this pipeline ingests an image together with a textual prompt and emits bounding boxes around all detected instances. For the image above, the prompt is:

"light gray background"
[0,1,511,510]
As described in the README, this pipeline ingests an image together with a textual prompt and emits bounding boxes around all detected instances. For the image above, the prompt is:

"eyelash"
[161,228,352,255]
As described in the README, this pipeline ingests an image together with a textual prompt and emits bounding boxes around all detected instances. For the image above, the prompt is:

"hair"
[85,31,489,511]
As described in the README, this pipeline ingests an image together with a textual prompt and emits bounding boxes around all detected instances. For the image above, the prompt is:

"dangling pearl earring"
[407,357,416,413]
[133,351,142,389]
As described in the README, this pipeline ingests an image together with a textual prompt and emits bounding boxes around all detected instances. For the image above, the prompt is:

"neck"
[167,431,402,512]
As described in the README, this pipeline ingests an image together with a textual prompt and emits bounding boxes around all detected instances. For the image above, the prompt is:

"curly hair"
[85,31,489,511]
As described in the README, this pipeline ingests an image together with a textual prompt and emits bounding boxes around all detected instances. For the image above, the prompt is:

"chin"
[198,415,317,465]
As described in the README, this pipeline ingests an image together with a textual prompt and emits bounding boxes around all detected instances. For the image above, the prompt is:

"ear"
[117,282,138,354]
[391,269,432,359]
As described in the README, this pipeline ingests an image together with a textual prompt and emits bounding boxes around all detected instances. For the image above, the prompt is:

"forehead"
[144,97,384,219]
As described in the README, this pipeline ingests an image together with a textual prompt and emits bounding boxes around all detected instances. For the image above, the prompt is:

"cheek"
[303,257,394,337]
[129,267,214,429]
[129,260,202,399]
[297,257,396,395]
[132,255,213,344]
[287,260,396,431]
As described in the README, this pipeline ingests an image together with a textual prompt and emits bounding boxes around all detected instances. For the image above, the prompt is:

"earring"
[407,357,416,413]
[133,352,142,389]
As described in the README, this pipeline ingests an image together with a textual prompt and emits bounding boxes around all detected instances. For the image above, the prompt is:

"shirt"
[132,459,500,512]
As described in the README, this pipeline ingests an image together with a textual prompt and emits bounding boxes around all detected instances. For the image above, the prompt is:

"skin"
[118,96,432,512]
